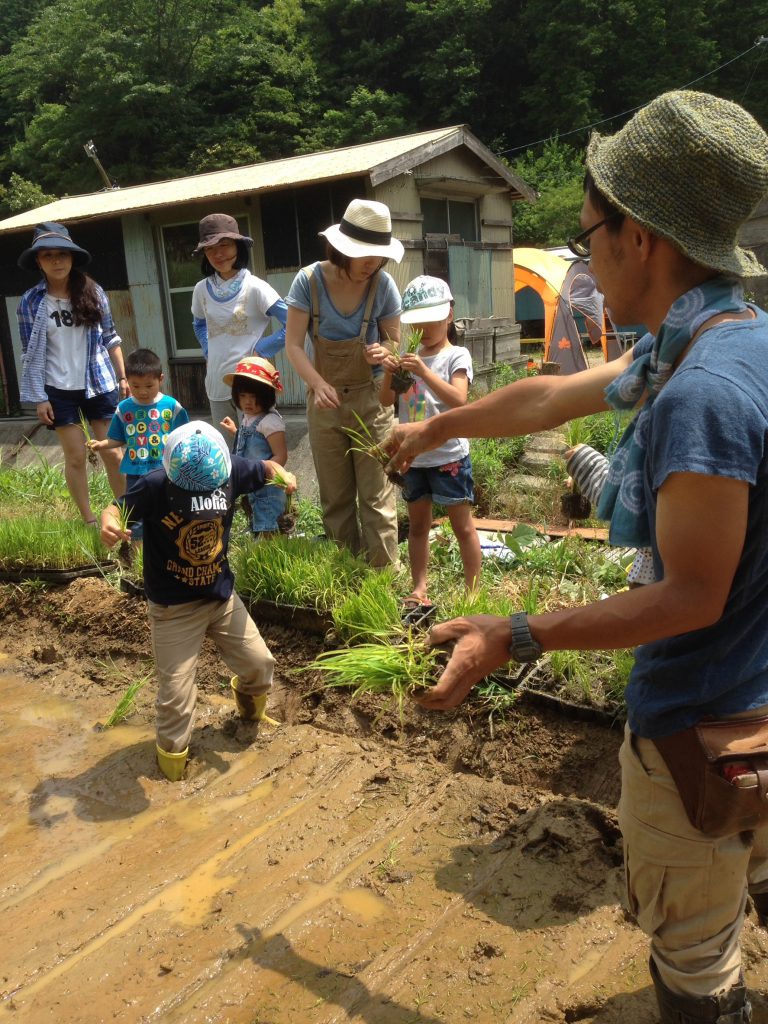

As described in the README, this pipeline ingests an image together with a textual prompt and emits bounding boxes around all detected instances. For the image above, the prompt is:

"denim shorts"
[46,386,119,429]
[403,453,474,506]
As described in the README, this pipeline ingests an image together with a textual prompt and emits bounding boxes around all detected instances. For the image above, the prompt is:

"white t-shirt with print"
[397,345,473,468]
[45,297,88,390]
[192,271,281,401]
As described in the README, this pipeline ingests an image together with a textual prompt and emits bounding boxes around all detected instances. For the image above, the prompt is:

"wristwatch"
[509,612,543,663]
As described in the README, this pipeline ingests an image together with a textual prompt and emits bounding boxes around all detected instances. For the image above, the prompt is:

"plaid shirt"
[18,278,122,404]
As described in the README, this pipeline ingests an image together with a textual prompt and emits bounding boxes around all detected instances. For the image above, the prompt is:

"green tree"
[510,139,585,247]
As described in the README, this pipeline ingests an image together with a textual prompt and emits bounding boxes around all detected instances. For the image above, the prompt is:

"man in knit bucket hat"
[385,91,768,1023]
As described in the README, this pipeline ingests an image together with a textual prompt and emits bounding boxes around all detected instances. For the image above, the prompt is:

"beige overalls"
[304,266,398,567]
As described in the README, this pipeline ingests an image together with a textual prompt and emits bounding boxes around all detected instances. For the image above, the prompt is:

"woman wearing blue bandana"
[385,91,768,1023]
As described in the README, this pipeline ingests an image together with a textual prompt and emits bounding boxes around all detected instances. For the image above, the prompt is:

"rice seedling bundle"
[232,535,368,611]
[343,412,405,487]
[332,570,402,642]
[0,515,108,569]
[306,634,443,718]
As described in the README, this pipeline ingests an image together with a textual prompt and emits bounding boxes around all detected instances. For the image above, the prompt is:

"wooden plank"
[434,515,609,542]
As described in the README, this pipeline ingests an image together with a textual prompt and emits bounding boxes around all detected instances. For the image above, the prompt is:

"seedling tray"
[0,560,117,584]
[245,598,333,635]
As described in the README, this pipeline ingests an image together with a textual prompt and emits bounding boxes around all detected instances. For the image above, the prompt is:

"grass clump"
[231,534,368,611]
[102,670,151,728]
[0,515,109,570]
[306,634,443,720]
[332,569,403,642]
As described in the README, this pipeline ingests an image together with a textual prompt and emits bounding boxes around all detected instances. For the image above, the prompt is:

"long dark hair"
[68,268,102,327]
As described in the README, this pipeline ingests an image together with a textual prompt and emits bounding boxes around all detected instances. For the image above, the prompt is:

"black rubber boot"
[650,957,752,1023]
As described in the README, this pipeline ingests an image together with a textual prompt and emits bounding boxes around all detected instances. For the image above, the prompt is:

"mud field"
[2,578,767,1024]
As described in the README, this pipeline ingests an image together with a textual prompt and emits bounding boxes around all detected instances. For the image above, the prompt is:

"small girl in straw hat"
[221,357,288,535]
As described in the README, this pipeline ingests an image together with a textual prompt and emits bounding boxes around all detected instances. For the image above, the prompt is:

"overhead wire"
[497,36,768,158]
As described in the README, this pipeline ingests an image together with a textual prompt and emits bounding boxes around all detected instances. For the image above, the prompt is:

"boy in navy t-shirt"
[100,421,296,781]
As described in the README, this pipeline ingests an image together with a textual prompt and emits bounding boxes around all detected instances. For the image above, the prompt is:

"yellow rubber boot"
[230,677,280,725]
[156,743,188,781]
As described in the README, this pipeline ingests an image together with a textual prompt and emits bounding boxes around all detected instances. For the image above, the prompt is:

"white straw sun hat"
[319,198,404,262]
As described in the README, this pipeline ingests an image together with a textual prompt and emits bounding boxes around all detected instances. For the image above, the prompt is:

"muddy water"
[2,654,768,1023]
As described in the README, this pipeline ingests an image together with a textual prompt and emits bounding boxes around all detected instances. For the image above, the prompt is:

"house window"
[261,178,367,271]
[421,198,478,241]
[160,217,250,356]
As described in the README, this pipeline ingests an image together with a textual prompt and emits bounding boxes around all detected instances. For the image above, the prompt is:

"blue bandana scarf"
[209,268,247,301]
[597,276,746,547]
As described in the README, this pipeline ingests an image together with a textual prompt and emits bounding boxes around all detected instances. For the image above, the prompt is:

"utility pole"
[83,140,119,190]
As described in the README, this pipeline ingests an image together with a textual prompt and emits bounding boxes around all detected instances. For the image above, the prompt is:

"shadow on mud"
[234,924,445,1024]
[434,795,625,931]
[26,721,265,824]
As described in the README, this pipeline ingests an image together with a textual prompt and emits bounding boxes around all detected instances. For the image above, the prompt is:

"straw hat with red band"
[222,356,283,392]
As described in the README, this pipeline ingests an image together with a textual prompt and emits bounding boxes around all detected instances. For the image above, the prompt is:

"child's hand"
[220,416,238,436]
[264,462,297,493]
[86,438,105,451]
[400,353,426,376]
[100,508,131,549]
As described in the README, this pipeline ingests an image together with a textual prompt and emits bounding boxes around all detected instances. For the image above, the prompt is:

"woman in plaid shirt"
[18,222,127,524]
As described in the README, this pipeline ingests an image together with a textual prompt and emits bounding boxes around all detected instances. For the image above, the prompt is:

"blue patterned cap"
[163,421,231,492]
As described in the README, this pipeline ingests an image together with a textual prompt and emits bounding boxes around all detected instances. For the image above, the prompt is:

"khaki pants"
[147,593,274,752]
[619,723,768,997]
[307,382,398,567]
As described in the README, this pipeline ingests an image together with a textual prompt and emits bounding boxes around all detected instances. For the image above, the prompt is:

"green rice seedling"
[102,668,152,728]
[343,412,405,487]
[439,587,514,621]
[549,648,595,702]
[474,679,520,735]
[295,498,324,537]
[0,515,110,570]
[266,467,296,533]
[306,633,443,720]
[78,409,99,467]
[332,569,402,642]
[232,534,368,611]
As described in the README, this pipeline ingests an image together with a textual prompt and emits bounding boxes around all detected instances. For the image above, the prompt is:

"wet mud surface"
[1,578,767,1023]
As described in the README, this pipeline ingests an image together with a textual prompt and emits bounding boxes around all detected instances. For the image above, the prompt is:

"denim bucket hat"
[18,222,91,271]
[586,90,768,277]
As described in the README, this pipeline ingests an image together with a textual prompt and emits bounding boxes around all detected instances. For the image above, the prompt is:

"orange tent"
[514,248,619,370]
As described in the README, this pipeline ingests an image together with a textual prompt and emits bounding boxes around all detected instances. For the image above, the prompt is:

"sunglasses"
[567,215,622,258]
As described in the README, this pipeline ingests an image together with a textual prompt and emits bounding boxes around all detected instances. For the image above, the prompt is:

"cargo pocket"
[623,815,714,943]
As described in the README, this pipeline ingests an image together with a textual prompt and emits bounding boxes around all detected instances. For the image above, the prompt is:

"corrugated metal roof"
[0,125,534,234]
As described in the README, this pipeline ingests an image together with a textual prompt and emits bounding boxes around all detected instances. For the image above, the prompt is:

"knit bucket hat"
[401,275,454,323]
[18,222,91,271]
[586,90,768,277]
[319,198,404,263]
[162,421,233,519]
[193,213,253,254]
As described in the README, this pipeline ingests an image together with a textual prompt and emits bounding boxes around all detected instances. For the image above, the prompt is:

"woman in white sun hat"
[285,198,403,567]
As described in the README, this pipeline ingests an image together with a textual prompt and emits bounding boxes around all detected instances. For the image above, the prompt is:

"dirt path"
[2,580,767,1023]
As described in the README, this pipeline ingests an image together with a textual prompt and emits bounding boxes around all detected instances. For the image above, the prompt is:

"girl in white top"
[380,276,481,613]
[191,213,287,445]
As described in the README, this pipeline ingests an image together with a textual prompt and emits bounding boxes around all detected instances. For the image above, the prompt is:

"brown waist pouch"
[652,715,768,837]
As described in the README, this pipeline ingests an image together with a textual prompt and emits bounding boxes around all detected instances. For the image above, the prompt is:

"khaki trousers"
[619,723,768,997]
[307,382,398,567]
[147,593,274,752]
